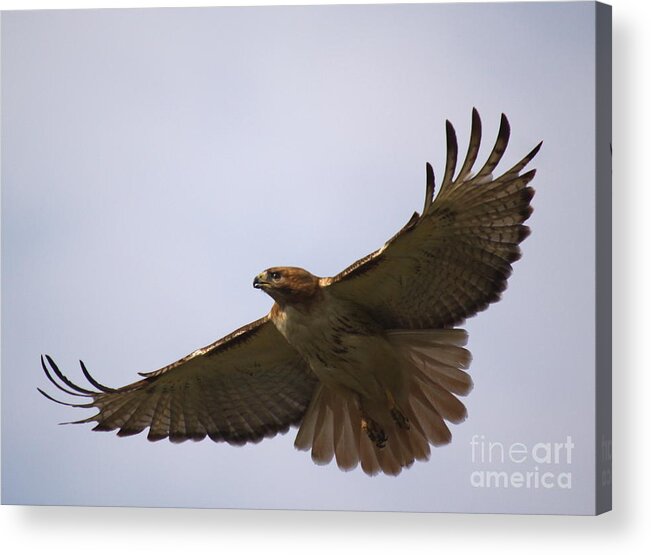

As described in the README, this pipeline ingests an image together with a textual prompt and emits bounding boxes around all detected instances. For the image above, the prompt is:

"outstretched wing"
[325,109,541,329]
[39,317,318,445]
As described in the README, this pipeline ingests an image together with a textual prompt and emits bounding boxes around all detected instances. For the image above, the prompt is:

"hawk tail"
[294,329,472,476]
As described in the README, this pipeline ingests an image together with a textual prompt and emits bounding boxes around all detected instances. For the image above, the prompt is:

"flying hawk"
[40,109,541,476]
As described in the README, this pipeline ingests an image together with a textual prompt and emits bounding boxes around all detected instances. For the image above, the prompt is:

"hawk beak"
[253,274,267,289]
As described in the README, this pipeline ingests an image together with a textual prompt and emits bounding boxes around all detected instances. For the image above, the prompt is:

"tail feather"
[294,387,323,451]
[385,421,424,469]
[376,439,405,476]
[401,418,431,461]
[413,373,468,423]
[333,396,360,470]
[311,398,335,465]
[409,351,473,395]
[391,329,473,395]
[410,343,472,369]
[359,433,382,476]
[407,390,452,445]
[294,329,471,476]
[387,328,469,347]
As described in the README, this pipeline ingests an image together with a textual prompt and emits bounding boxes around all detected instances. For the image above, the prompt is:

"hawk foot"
[391,407,410,430]
[385,389,410,431]
[362,417,387,449]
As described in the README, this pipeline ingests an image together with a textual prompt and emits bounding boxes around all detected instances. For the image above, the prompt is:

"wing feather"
[442,120,459,186]
[326,109,540,329]
[457,108,482,181]
[473,113,510,180]
[40,317,318,445]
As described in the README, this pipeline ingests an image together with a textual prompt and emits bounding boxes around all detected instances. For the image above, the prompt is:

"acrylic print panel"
[1,2,607,514]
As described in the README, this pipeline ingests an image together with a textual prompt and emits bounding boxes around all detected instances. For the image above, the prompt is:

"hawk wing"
[39,317,318,445]
[325,109,541,329]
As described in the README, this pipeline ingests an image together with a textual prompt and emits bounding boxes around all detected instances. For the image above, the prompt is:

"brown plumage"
[40,109,541,476]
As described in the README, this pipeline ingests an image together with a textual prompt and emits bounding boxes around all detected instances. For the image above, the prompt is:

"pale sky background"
[2,2,600,514]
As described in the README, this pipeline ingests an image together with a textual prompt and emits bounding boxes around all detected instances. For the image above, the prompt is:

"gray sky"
[2,2,599,514]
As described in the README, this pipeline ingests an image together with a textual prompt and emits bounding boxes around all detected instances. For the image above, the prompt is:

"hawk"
[40,109,541,476]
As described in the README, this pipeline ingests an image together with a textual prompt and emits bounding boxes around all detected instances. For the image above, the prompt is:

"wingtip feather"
[442,119,459,186]
[424,162,436,213]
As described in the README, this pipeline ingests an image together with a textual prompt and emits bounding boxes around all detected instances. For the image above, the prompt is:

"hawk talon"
[362,417,388,449]
[391,408,410,430]
[385,389,410,431]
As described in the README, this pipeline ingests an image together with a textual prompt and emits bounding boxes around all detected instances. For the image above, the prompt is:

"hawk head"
[253,267,321,304]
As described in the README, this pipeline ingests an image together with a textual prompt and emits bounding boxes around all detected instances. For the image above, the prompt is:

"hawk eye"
[269,271,281,281]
